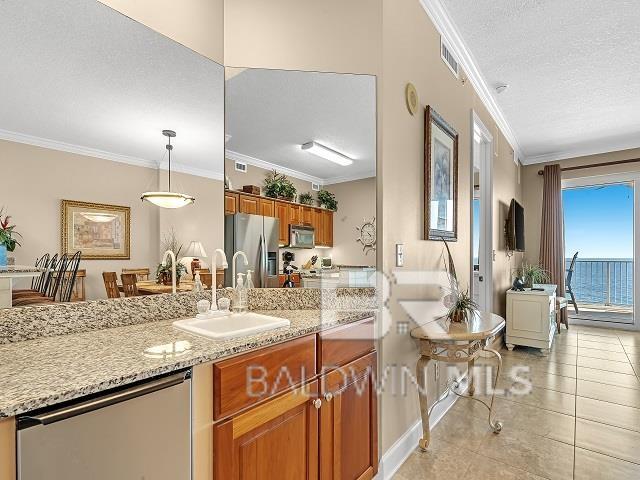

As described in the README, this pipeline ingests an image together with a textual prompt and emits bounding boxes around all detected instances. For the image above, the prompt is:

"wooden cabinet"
[275,201,290,245]
[278,273,301,288]
[206,317,378,480]
[214,382,320,480]
[319,352,377,480]
[506,286,557,354]
[260,198,275,217]
[302,206,314,225]
[289,204,302,225]
[225,192,239,215]
[317,210,334,247]
[238,194,260,215]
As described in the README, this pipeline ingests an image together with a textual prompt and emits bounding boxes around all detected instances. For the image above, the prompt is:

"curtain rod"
[537,158,640,175]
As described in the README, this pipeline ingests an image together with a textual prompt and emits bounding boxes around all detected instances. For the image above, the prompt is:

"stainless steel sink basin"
[172,312,290,340]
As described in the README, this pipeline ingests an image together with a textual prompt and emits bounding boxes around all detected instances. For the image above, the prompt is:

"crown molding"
[0,128,223,181]
[521,138,640,165]
[419,0,523,164]
[226,149,325,185]
[323,171,376,185]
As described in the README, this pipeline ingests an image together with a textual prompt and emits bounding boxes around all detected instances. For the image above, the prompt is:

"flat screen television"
[506,199,525,252]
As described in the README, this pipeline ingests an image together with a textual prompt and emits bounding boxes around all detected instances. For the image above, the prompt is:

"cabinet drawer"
[214,336,317,420]
[318,318,375,372]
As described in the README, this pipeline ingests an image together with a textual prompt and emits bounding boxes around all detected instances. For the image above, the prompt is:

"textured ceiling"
[0,0,224,176]
[226,68,376,182]
[442,0,640,162]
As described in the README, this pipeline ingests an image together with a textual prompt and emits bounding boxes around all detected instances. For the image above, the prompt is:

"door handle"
[479,275,484,282]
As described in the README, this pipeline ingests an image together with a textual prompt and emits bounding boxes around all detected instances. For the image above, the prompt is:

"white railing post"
[605,262,611,306]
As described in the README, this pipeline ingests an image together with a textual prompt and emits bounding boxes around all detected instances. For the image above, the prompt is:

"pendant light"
[141,130,195,209]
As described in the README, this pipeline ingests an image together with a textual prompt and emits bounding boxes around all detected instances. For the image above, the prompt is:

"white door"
[471,111,493,312]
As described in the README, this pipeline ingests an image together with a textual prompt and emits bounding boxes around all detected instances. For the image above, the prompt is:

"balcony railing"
[566,258,633,306]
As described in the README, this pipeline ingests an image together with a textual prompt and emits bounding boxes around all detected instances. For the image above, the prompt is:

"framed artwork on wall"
[424,105,459,241]
[61,200,131,259]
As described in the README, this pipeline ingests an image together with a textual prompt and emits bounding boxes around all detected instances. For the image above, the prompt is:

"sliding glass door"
[562,180,634,325]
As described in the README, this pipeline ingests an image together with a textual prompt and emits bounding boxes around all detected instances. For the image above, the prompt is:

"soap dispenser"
[233,273,247,312]
[246,270,255,289]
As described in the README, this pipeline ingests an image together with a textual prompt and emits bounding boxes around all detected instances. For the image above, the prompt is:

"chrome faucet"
[210,249,228,311]
[161,250,177,294]
[232,251,249,288]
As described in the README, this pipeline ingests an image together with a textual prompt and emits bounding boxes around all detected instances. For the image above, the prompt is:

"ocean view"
[566,258,633,306]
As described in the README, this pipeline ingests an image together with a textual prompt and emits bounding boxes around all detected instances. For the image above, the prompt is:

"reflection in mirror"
[0,0,224,308]
[224,68,376,289]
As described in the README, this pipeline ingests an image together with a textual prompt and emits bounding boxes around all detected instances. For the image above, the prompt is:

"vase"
[448,310,466,323]
[0,245,6,267]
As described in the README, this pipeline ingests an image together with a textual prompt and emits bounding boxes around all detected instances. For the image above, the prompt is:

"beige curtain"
[539,164,567,327]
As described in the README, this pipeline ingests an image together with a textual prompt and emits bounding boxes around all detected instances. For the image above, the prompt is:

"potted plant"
[442,239,478,323]
[317,189,338,211]
[299,192,314,205]
[156,261,187,286]
[264,170,297,201]
[157,228,186,285]
[0,207,22,266]
[514,262,550,289]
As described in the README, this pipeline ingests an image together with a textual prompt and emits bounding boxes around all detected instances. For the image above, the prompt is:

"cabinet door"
[239,194,260,215]
[318,210,333,247]
[214,382,320,480]
[302,206,314,225]
[320,352,378,480]
[289,204,302,225]
[260,198,275,217]
[225,192,239,215]
[275,201,290,245]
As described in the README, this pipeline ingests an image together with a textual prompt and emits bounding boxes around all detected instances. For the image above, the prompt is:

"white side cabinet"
[506,285,557,355]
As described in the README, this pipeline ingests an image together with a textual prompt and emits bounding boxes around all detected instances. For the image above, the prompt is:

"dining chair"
[13,254,68,306]
[566,251,579,314]
[103,272,121,299]
[12,253,50,298]
[122,268,150,281]
[121,273,139,297]
[57,252,82,303]
[200,273,213,289]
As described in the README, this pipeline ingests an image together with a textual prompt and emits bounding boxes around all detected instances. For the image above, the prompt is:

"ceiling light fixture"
[301,141,353,166]
[141,130,195,209]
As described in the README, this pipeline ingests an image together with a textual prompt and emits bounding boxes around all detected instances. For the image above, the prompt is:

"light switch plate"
[396,244,404,267]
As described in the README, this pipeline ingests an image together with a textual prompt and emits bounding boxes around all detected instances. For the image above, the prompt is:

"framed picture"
[424,105,459,241]
[61,200,130,260]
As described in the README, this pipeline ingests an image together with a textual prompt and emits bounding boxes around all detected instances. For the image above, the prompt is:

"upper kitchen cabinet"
[0,0,225,307]
[224,68,376,288]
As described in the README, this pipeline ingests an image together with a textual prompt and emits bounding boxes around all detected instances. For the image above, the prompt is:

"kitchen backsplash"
[0,287,379,344]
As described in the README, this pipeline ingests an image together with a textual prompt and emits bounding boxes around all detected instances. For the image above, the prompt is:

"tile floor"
[393,325,640,480]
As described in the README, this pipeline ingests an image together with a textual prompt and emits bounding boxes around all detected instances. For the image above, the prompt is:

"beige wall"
[327,177,377,266]
[522,147,640,265]
[98,0,224,64]
[379,0,522,451]
[2,140,223,301]
[225,158,317,197]
[224,0,382,74]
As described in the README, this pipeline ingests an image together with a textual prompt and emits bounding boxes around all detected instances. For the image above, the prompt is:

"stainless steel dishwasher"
[17,370,192,480]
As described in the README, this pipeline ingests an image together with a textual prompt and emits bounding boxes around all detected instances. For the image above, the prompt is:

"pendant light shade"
[141,130,195,208]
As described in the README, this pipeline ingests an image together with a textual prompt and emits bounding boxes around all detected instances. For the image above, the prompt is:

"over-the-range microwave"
[288,224,315,249]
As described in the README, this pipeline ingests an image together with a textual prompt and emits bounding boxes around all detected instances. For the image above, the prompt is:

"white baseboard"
[374,376,468,480]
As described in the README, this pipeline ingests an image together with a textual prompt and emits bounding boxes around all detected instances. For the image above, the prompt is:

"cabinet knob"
[312,399,322,409]
[324,392,333,402]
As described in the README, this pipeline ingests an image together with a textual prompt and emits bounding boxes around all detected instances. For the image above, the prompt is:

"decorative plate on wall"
[405,83,418,116]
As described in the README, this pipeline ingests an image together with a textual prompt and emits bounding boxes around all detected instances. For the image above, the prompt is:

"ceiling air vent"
[234,161,247,173]
[440,37,459,78]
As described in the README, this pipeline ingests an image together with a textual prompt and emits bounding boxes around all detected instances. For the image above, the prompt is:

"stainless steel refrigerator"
[225,213,280,287]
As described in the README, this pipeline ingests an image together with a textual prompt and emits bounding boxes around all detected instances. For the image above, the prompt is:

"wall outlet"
[396,244,404,267]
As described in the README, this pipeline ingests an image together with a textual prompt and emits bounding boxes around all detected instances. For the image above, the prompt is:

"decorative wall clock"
[356,217,376,255]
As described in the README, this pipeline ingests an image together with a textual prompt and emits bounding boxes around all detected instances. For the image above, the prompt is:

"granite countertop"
[0,308,375,418]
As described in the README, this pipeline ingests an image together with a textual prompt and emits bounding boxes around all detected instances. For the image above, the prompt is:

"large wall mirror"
[0,0,224,308]
[224,68,377,289]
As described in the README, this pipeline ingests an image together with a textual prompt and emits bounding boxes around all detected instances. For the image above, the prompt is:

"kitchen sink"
[172,312,290,340]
